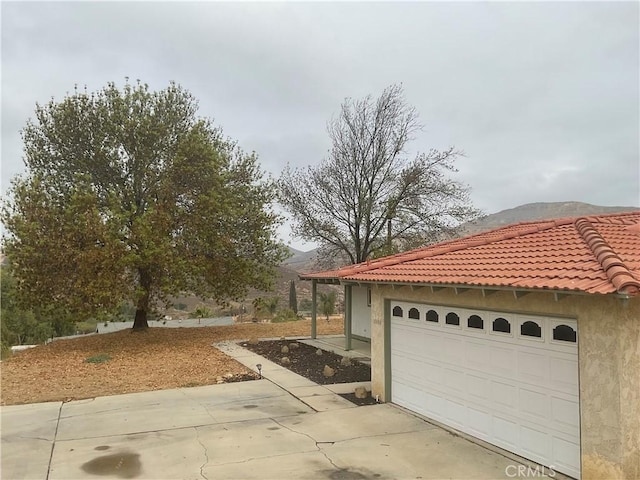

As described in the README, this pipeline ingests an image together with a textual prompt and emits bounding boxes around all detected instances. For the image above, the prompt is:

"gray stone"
[340,356,352,366]
[281,357,291,365]
[289,342,299,350]
[316,348,323,356]
[354,386,368,399]
[323,365,335,377]
[281,345,289,354]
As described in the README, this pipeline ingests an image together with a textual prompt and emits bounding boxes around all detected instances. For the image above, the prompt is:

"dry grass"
[0,317,343,406]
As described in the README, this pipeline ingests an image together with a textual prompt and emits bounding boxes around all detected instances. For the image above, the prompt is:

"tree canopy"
[2,81,287,329]
[279,84,480,266]
[318,291,336,322]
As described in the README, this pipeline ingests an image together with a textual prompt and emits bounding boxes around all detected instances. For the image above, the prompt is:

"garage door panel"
[423,362,445,386]
[549,357,579,392]
[393,385,424,414]
[521,425,551,460]
[490,346,517,378]
[443,367,466,394]
[491,380,517,409]
[441,336,464,365]
[552,437,581,474]
[465,341,490,368]
[493,415,519,450]
[551,396,580,430]
[444,398,466,429]
[518,350,549,384]
[468,374,491,401]
[391,304,579,479]
[467,406,492,439]
[519,388,550,420]
[392,357,424,387]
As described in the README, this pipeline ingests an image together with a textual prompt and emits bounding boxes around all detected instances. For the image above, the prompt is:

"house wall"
[369,285,640,480]
[351,286,371,339]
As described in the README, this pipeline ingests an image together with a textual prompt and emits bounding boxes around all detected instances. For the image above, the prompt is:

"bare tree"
[279,84,481,266]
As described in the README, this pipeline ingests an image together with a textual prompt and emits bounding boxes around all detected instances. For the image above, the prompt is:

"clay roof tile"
[301,211,640,296]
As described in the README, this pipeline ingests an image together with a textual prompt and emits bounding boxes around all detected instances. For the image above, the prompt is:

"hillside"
[283,246,319,273]
[280,201,640,275]
[463,201,639,235]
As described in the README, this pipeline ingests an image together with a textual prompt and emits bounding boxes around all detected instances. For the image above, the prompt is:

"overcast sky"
[2,1,639,250]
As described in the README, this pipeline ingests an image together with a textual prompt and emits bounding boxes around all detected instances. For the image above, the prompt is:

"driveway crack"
[271,418,343,472]
[45,402,63,480]
[194,426,209,480]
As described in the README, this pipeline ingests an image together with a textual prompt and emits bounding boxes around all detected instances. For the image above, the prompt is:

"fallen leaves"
[0,317,343,405]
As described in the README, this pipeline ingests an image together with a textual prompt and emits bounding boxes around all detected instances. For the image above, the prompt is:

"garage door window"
[492,317,511,333]
[425,309,439,323]
[445,312,460,326]
[392,306,403,317]
[521,320,542,338]
[467,314,484,329]
[553,324,577,342]
[408,308,420,319]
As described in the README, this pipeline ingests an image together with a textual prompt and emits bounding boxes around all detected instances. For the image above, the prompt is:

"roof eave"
[338,279,631,299]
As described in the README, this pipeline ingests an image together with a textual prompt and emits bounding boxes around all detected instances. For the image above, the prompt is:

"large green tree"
[279,84,481,266]
[3,81,287,330]
[0,264,75,351]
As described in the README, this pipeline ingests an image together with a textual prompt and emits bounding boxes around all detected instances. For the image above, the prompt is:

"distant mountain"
[463,201,639,235]
[281,202,640,275]
[283,246,319,274]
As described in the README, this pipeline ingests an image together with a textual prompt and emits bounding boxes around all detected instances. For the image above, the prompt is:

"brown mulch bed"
[0,318,343,406]
[241,339,371,385]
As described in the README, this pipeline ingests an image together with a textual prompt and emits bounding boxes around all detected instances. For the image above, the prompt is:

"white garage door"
[391,302,580,479]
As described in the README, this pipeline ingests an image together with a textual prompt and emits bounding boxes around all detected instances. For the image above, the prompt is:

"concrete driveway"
[2,379,532,480]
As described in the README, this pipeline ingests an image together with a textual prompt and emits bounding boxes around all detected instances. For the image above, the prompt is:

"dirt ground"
[0,317,343,406]
[242,339,370,385]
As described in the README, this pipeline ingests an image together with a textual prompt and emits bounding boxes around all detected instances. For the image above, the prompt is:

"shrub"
[272,308,301,323]
[85,353,111,364]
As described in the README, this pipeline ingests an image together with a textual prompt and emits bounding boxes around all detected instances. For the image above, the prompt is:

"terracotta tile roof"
[300,211,640,296]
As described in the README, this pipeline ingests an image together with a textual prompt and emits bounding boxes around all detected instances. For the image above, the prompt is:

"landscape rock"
[316,348,323,356]
[340,356,352,366]
[289,342,299,349]
[323,365,335,377]
[354,386,368,399]
[248,337,259,345]
[216,376,224,384]
[281,345,289,354]
[224,373,234,379]
[281,357,291,365]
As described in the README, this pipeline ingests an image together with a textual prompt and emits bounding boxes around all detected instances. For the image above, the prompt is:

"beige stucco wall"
[368,285,640,479]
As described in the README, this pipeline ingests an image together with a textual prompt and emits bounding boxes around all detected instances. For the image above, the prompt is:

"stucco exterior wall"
[368,285,639,479]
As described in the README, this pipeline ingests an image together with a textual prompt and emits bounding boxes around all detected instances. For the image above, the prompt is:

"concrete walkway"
[1,339,544,480]
[215,340,372,411]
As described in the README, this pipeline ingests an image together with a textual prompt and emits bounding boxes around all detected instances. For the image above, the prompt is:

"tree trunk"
[132,268,152,330]
[132,308,148,330]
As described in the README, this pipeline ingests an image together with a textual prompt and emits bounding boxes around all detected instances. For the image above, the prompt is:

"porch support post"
[345,284,353,351]
[311,280,317,339]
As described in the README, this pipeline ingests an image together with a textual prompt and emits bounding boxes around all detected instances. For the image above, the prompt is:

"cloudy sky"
[2,1,638,249]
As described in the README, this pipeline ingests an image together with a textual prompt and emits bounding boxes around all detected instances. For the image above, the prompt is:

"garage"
[390,301,580,479]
